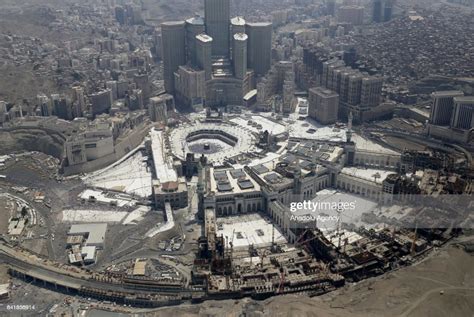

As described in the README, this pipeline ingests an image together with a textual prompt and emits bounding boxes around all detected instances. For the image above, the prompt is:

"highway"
[0,242,193,299]
[362,127,473,167]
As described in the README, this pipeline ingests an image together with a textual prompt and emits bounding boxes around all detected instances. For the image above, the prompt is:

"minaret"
[197,161,206,220]
[345,111,356,166]
[312,146,318,172]
[292,159,302,195]
[346,111,353,143]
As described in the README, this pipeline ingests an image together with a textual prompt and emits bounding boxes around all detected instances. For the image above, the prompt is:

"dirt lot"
[0,199,12,235]
[138,244,474,317]
[0,265,8,285]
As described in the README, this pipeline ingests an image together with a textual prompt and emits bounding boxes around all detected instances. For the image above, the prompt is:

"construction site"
[0,206,460,310]
[0,106,472,315]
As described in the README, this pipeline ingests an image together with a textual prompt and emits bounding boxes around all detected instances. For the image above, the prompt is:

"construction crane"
[277,268,285,294]
[295,235,318,248]
[336,202,343,249]
[295,228,311,245]
[411,221,418,255]
[248,242,253,268]
[410,207,425,255]
[343,237,349,254]
[294,228,319,256]
[260,250,266,267]
[229,229,236,269]
[271,224,277,253]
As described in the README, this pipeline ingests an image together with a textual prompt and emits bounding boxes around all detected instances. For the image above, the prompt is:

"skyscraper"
[52,94,72,120]
[308,87,339,124]
[37,94,50,117]
[196,34,213,80]
[0,101,7,123]
[149,94,173,123]
[326,0,336,16]
[161,0,272,107]
[338,5,365,25]
[233,33,248,80]
[343,48,358,68]
[72,86,85,118]
[230,17,246,58]
[451,96,474,130]
[373,0,393,23]
[384,0,393,22]
[115,6,126,25]
[174,66,206,107]
[90,90,113,116]
[161,21,186,93]
[372,0,384,23]
[185,16,205,66]
[204,0,230,56]
[430,91,464,126]
[360,76,383,108]
[246,22,272,76]
[230,17,246,38]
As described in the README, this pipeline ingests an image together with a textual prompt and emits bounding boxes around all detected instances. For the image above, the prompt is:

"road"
[362,127,473,166]
[0,242,191,296]
[0,189,56,259]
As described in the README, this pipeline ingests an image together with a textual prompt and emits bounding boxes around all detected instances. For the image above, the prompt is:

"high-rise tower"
[204,0,230,56]
[196,34,213,80]
[372,0,384,23]
[246,22,272,76]
[233,33,247,80]
[185,16,205,66]
[373,0,393,23]
[384,0,393,22]
[308,87,339,124]
[161,21,186,93]
[430,91,464,126]
[230,17,246,58]
[451,97,474,130]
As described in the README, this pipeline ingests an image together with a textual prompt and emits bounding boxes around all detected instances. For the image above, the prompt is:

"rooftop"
[68,223,107,246]
[341,167,395,184]
[230,114,286,135]
[231,16,246,26]
[291,189,379,231]
[216,213,286,249]
[82,150,152,198]
[432,90,464,97]
[186,16,204,25]
[309,87,339,98]
[453,96,474,103]
[234,33,248,41]
[246,22,272,27]
[150,128,178,184]
[161,21,185,27]
[196,33,213,42]
[209,167,261,195]
[351,134,400,155]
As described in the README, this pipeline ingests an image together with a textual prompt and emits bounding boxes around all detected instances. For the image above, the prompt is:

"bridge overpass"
[0,242,202,307]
